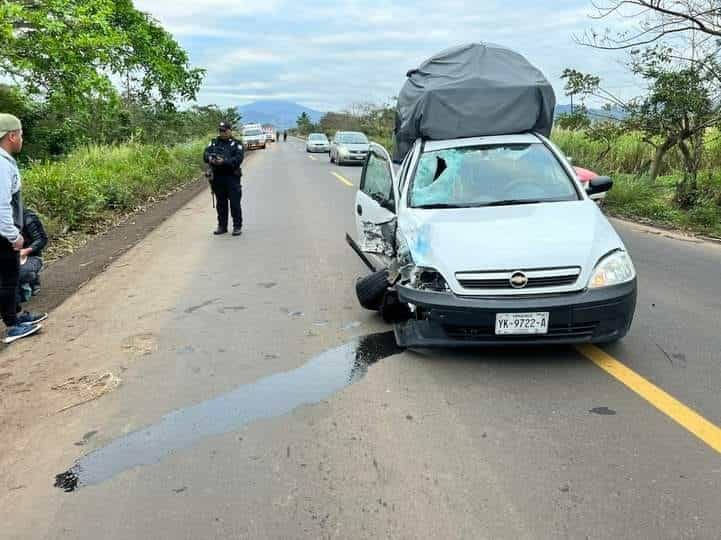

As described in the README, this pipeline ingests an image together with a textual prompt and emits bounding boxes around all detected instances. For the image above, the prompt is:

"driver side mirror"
[587,176,613,195]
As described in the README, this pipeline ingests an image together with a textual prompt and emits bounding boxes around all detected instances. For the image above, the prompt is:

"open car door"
[352,143,397,270]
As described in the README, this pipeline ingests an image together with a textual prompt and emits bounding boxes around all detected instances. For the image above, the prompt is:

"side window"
[362,152,394,204]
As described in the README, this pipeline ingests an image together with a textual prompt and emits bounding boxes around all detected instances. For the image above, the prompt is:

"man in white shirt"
[0,113,46,344]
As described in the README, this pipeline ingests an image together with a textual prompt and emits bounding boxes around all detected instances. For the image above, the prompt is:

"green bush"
[22,137,208,236]
[605,174,682,224]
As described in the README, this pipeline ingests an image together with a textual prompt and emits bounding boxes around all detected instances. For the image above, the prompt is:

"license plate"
[495,312,549,335]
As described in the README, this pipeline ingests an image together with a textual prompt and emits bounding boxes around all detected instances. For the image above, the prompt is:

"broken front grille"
[456,267,581,291]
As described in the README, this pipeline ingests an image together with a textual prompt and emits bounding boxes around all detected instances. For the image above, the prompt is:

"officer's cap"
[0,114,22,139]
[218,121,232,131]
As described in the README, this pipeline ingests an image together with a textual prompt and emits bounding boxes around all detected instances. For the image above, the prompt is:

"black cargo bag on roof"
[393,43,556,162]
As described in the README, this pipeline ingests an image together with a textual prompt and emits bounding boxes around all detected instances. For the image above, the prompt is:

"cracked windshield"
[2,1,721,539]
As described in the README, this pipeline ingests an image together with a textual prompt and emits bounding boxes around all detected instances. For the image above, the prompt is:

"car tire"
[330,152,335,163]
[356,270,389,311]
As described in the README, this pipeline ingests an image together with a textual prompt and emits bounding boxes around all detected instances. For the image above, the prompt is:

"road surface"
[1,139,720,539]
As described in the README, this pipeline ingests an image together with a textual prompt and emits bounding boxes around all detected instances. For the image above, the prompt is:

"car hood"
[399,200,625,293]
[309,140,329,145]
[339,143,369,151]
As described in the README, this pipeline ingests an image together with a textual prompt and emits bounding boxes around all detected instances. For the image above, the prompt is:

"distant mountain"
[555,104,627,120]
[237,100,324,129]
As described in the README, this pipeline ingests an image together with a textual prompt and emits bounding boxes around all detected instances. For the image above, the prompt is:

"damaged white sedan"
[347,134,637,347]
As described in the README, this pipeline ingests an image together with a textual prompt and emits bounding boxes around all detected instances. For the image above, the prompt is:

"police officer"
[204,122,244,236]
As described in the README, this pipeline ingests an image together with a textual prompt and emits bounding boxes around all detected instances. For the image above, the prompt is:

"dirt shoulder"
[24,150,255,315]
[27,177,208,314]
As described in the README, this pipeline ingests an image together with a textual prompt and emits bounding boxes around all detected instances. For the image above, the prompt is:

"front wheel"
[330,152,335,164]
[356,270,390,311]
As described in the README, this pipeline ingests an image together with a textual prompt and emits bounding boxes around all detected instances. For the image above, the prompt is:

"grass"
[22,137,209,240]
[551,128,721,238]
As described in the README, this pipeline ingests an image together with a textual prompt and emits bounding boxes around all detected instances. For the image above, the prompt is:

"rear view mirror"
[587,176,613,195]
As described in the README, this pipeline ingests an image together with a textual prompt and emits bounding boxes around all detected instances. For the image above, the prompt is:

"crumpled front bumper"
[394,280,637,347]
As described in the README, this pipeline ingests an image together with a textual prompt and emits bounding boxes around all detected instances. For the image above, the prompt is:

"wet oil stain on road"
[54,332,401,492]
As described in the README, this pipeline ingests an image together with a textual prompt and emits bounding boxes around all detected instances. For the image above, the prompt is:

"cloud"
[136,0,645,110]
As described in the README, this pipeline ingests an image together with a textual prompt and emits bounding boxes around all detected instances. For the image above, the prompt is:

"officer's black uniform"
[203,125,244,234]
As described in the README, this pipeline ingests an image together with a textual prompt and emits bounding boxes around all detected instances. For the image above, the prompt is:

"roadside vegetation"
[23,138,209,249]
[1,1,239,254]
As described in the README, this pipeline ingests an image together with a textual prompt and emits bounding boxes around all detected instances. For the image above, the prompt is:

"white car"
[350,133,637,347]
[306,133,330,153]
[242,127,266,150]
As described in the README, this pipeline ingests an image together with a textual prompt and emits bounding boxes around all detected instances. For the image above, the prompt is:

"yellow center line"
[331,172,353,187]
[577,344,721,454]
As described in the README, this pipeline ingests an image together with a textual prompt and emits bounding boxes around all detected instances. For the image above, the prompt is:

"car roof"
[336,131,365,136]
[308,132,327,137]
[423,133,542,152]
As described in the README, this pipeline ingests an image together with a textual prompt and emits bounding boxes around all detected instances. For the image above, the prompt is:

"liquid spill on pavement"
[54,332,401,492]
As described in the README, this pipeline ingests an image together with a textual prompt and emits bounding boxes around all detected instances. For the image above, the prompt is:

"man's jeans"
[19,255,42,288]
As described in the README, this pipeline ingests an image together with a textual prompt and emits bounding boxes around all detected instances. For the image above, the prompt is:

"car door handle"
[356,205,363,216]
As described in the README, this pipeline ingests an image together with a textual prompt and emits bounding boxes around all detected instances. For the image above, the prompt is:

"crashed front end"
[379,220,636,348]
[394,281,637,347]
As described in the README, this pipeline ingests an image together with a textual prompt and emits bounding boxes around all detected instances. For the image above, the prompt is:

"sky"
[134,0,642,112]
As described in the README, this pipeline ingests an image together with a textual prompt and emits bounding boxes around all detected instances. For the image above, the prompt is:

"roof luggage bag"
[393,43,556,161]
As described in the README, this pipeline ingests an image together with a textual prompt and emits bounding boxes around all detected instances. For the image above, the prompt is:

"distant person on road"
[203,121,244,236]
[283,130,287,142]
[276,131,280,142]
[17,207,47,302]
[0,113,46,344]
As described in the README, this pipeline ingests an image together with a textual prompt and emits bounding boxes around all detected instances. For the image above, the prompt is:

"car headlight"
[588,251,636,289]
[408,267,450,292]
[339,145,349,156]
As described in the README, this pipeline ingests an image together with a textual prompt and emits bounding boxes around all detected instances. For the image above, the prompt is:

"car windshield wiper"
[478,199,544,207]
[414,203,468,209]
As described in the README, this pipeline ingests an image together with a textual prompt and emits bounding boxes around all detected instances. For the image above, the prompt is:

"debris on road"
[52,372,121,414]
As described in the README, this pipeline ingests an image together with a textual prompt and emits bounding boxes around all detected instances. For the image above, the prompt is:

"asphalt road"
[1,139,721,540]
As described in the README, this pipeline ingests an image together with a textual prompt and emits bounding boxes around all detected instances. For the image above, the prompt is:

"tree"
[578,1,721,50]
[318,111,361,136]
[0,0,204,105]
[556,105,592,130]
[562,47,721,187]
[296,112,314,134]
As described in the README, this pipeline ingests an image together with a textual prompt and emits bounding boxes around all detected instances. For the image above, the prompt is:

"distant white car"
[350,133,636,347]
[264,130,276,142]
[306,133,330,153]
[242,127,266,150]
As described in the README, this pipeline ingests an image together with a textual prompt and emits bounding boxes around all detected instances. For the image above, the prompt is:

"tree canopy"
[0,0,204,104]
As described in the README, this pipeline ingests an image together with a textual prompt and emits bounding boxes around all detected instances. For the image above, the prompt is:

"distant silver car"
[330,131,369,165]
[306,133,330,153]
